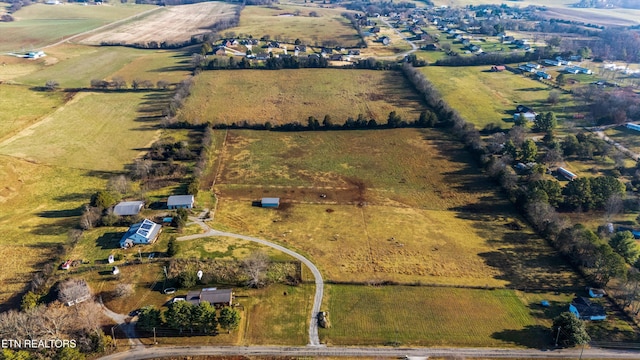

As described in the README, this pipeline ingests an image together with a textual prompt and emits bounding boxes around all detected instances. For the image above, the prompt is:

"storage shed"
[261,197,280,208]
[167,195,194,209]
[113,201,144,216]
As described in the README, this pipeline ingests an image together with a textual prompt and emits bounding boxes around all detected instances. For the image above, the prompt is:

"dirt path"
[178,212,324,346]
[592,129,640,161]
[98,297,144,349]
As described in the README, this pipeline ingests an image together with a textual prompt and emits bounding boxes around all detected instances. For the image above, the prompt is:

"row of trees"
[89,78,170,91]
[138,302,240,334]
[401,62,632,293]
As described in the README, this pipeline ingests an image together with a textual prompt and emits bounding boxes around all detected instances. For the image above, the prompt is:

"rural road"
[97,344,640,360]
[178,213,324,346]
[378,16,418,59]
[591,129,640,161]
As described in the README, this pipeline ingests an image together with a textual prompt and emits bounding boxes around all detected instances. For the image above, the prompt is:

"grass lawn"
[420,65,575,129]
[209,128,579,287]
[14,45,188,88]
[179,69,425,126]
[0,155,105,310]
[0,90,163,171]
[0,83,65,142]
[229,5,360,48]
[0,3,155,52]
[605,126,640,155]
[321,285,552,347]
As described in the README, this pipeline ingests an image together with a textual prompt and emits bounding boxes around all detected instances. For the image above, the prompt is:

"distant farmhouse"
[167,195,194,209]
[113,201,144,216]
[120,219,162,248]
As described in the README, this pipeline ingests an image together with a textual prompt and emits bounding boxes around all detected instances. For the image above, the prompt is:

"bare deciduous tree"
[113,283,134,298]
[107,175,130,195]
[243,251,270,288]
[605,194,624,221]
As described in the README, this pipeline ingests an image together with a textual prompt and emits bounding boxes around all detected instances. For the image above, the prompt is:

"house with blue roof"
[569,297,606,321]
[119,219,162,248]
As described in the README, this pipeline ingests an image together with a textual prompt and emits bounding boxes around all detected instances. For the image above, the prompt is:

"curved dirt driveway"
[178,215,324,346]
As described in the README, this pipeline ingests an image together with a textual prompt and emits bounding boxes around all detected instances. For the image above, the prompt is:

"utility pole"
[579,342,585,360]
[111,326,117,348]
[555,326,561,347]
[153,327,157,345]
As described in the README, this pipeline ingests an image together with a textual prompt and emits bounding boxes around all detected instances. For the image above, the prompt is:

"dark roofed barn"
[569,297,606,321]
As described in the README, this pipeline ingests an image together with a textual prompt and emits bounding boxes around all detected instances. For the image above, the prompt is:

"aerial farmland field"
[420,66,574,129]
[78,2,239,46]
[179,69,424,126]
[208,128,579,288]
[228,5,360,48]
[0,3,155,52]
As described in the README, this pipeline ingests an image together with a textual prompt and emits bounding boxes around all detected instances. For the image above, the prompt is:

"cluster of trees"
[341,13,367,48]
[344,0,421,16]
[138,302,239,335]
[148,140,196,162]
[89,77,168,91]
[79,176,139,230]
[0,294,112,359]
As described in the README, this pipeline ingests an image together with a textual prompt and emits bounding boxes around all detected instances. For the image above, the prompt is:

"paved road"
[178,215,324,346]
[377,16,418,60]
[97,344,640,360]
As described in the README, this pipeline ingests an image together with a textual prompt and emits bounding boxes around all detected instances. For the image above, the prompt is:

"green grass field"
[0,3,154,52]
[179,69,424,126]
[209,128,579,287]
[0,155,105,308]
[322,285,551,347]
[0,91,162,171]
[420,65,574,129]
[0,83,65,142]
[229,5,360,47]
[14,45,189,88]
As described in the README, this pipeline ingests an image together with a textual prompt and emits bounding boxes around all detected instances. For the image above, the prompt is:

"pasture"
[0,155,105,310]
[209,129,579,287]
[78,2,239,46]
[0,90,162,171]
[0,3,154,52]
[179,69,424,126]
[322,285,552,347]
[0,84,65,142]
[605,126,640,155]
[419,66,574,129]
[14,44,190,88]
[228,5,360,48]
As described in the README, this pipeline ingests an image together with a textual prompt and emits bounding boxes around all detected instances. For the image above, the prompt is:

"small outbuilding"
[167,195,194,209]
[587,287,607,298]
[113,201,144,216]
[261,197,280,208]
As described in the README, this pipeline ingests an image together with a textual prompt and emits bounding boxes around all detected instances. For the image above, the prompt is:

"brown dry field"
[540,7,640,27]
[209,129,579,287]
[78,2,239,45]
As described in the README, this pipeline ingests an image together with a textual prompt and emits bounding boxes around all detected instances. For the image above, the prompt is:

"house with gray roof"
[167,195,194,209]
[186,288,233,307]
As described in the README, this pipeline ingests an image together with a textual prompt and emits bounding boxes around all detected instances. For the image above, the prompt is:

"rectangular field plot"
[321,285,545,347]
[420,66,573,129]
[78,3,239,46]
[229,5,360,48]
[211,129,578,286]
[179,70,424,126]
[0,91,163,171]
[0,3,154,52]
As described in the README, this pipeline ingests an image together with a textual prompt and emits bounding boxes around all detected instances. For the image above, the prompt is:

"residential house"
[514,111,536,122]
[186,288,233,307]
[569,297,606,321]
[119,219,162,248]
[536,71,552,80]
[348,49,361,56]
[423,43,439,51]
[113,201,144,216]
[380,36,390,45]
[370,26,381,33]
[212,47,226,56]
[167,195,194,209]
[330,54,344,61]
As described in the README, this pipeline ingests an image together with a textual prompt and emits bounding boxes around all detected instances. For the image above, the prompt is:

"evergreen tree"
[218,307,240,333]
[552,312,590,347]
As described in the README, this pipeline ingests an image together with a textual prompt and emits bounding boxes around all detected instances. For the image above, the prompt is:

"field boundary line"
[209,128,228,221]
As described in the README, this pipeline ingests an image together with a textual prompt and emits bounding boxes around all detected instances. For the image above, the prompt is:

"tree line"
[401,62,635,299]
[138,302,240,335]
